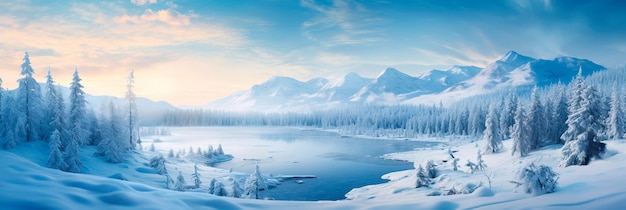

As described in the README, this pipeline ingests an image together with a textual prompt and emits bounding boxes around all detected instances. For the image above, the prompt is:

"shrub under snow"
[514,163,559,196]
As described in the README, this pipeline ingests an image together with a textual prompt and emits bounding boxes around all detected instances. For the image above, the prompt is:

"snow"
[347,139,626,209]
[2,132,626,209]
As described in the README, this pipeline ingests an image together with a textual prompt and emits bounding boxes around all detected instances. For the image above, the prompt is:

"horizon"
[1,1,625,106]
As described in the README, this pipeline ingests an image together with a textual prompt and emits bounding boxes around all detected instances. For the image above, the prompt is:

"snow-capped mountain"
[206,76,328,111]
[311,72,373,102]
[205,51,606,111]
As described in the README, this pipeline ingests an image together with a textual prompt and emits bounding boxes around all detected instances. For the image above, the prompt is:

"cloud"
[300,0,382,46]
[130,0,157,6]
[114,8,191,26]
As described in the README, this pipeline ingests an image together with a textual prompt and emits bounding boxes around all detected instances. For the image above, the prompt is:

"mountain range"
[204,51,606,111]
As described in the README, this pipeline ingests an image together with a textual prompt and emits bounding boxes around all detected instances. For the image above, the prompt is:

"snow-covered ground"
[2,134,626,209]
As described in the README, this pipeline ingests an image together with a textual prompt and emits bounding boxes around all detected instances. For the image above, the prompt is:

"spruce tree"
[126,71,139,150]
[17,52,44,142]
[528,86,546,148]
[483,105,503,154]
[69,69,90,145]
[243,163,267,199]
[606,85,625,140]
[511,104,530,157]
[415,164,430,188]
[47,129,67,170]
[560,85,606,167]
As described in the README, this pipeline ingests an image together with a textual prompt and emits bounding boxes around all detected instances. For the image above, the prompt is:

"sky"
[1,0,625,106]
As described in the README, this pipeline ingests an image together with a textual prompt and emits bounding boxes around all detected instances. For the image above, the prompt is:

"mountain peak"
[498,51,534,64]
[377,68,407,78]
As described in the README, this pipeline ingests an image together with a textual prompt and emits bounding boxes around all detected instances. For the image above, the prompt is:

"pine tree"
[45,70,69,145]
[606,85,625,140]
[560,84,606,167]
[511,103,531,157]
[64,129,82,173]
[149,155,168,175]
[96,102,124,163]
[69,69,90,146]
[243,163,267,199]
[216,144,224,155]
[17,52,44,142]
[415,164,430,188]
[191,163,202,188]
[175,171,186,191]
[231,178,243,198]
[168,149,175,158]
[47,129,67,170]
[483,105,503,154]
[208,178,228,196]
[126,70,139,150]
[528,86,546,148]
[552,87,569,144]
[425,160,437,178]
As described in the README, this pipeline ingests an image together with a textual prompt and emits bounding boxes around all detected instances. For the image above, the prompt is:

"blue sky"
[0,0,625,105]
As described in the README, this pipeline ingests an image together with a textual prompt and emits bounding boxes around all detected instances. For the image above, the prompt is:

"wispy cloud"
[114,8,192,26]
[130,0,157,6]
[300,0,382,46]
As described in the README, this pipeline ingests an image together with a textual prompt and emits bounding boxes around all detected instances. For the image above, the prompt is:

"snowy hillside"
[204,51,605,111]
[3,135,626,209]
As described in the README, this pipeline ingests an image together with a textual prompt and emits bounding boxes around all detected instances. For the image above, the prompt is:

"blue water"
[164,127,436,201]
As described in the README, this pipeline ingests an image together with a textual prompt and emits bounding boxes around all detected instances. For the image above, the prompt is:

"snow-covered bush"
[465,160,477,174]
[451,158,459,171]
[514,163,559,196]
[476,150,487,171]
[149,155,168,175]
[175,171,186,191]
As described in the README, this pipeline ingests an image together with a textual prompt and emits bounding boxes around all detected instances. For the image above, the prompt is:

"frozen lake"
[151,127,437,201]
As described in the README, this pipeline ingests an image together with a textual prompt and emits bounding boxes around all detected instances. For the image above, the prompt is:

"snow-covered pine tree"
[45,70,69,146]
[168,149,175,158]
[149,155,168,175]
[415,164,430,188]
[17,52,44,142]
[208,178,228,196]
[515,162,558,196]
[206,145,214,158]
[425,160,437,179]
[552,86,569,144]
[606,85,625,140]
[191,163,202,188]
[243,163,268,199]
[63,128,82,173]
[499,94,517,139]
[47,129,67,170]
[175,171,186,191]
[96,102,124,163]
[560,84,607,167]
[528,86,547,148]
[126,70,139,150]
[483,105,503,154]
[69,69,91,146]
[149,143,156,152]
[231,178,243,198]
[511,103,531,157]
[216,144,224,155]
